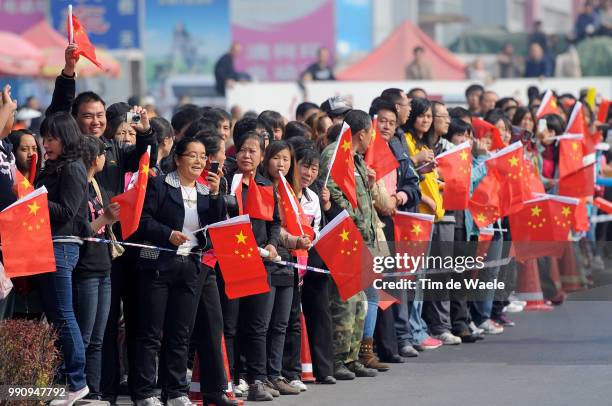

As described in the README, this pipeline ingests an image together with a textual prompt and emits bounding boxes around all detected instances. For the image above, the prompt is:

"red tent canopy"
[21,20,67,49]
[0,31,43,76]
[337,21,466,81]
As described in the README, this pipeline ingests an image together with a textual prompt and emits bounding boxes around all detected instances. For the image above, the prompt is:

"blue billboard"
[50,0,141,49]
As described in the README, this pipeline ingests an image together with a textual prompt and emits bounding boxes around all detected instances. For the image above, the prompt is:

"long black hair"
[403,97,432,149]
[40,112,83,173]
[8,129,43,174]
[262,140,299,194]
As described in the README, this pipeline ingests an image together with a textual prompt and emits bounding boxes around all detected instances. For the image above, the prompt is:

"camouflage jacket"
[319,141,378,248]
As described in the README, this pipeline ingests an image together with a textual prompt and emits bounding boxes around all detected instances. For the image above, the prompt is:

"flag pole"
[68,4,74,44]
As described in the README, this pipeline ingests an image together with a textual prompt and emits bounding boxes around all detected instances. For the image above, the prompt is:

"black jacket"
[389,129,421,212]
[46,74,156,198]
[36,159,88,237]
[225,171,284,283]
[136,171,226,271]
[0,141,16,211]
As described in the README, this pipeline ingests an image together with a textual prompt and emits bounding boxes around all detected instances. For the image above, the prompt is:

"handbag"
[91,178,125,259]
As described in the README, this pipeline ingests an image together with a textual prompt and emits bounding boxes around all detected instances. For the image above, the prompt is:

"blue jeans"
[362,286,379,338]
[73,274,112,396]
[470,233,503,325]
[38,243,86,392]
[392,288,430,346]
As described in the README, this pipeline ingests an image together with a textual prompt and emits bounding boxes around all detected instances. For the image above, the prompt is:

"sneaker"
[398,345,418,358]
[167,396,196,406]
[414,337,443,351]
[432,331,462,345]
[503,302,524,313]
[478,319,504,334]
[346,361,377,377]
[247,380,274,402]
[592,255,605,271]
[134,397,163,406]
[493,314,516,327]
[269,377,300,395]
[233,387,243,397]
[263,379,280,397]
[512,299,527,307]
[469,321,485,335]
[289,379,307,392]
[237,378,249,393]
[50,386,90,406]
[333,361,356,380]
[315,376,337,384]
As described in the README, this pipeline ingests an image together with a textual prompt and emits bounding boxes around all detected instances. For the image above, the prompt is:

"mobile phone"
[537,118,547,133]
[210,161,220,174]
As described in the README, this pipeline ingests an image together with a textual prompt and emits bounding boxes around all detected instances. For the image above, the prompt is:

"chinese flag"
[28,153,37,185]
[558,134,585,178]
[378,289,400,311]
[244,175,275,221]
[14,170,33,199]
[598,98,610,123]
[573,198,589,232]
[112,148,150,239]
[67,11,103,70]
[485,142,529,216]
[565,102,586,136]
[208,215,270,299]
[547,196,578,240]
[558,163,595,198]
[436,141,472,210]
[365,116,399,181]
[0,187,56,278]
[393,212,434,273]
[327,123,357,208]
[535,90,562,119]
[594,197,612,214]
[313,210,374,300]
[525,159,545,196]
[468,173,501,229]
[278,172,313,239]
[472,118,505,151]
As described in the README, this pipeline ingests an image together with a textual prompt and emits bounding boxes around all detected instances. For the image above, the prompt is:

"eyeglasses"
[181,153,208,162]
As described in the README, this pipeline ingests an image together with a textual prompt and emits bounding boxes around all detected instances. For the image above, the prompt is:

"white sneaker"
[503,302,525,313]
[135,397,164,406]
[512,299,527,307]
[592,255,605,271]
[432,331,461,345]
[469,321,485,335]
[166,395,196,406]
[233,387,243,397]
[237,378,249,393]
[289,379,307,391]
[478,319,504,335]
[50,386,89,406]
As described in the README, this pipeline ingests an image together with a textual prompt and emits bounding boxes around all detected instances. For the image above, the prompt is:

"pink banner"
[231,0,335,81]
[0,0,46,33]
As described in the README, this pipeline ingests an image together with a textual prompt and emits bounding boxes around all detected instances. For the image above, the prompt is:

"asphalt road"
[117,275,612,406]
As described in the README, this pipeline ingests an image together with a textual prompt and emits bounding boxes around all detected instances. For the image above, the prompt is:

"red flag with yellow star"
[392,212,434,274]
[468,172,501,229]
[14,170,33,199]
[436,141,472,210]
[364,116,399,181]
[535,90,562,119]
[67,11,104,70]
[313,210,374,300]
[558,134,585,178]
[326,123,357,208]
[208,215,270,298]
[485,141,529,216]
[558,163,595,198]
[244,175,275,221]
[0,187,55,278]
[112,147,151,239]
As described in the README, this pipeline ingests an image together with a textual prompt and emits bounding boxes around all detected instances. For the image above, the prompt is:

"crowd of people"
[0,41,611,406]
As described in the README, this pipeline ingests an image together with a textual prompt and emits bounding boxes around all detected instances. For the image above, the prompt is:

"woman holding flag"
[131,137,225,406]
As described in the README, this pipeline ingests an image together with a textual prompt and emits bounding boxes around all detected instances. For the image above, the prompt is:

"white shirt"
[177,186,200,256]
[300,187,322,238]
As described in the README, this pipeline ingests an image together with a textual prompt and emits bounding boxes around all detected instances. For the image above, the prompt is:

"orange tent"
[337,21,466,81]
[21,20,121,78]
